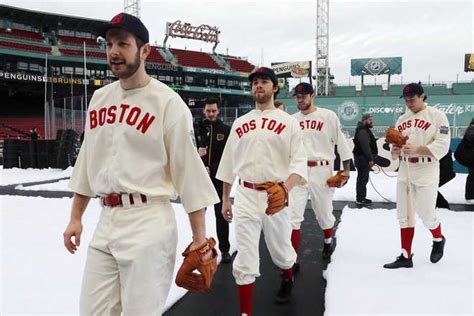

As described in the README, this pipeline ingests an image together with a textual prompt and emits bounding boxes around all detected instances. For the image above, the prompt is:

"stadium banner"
[146,63,181,72]
[271,61,312,78]
[351,57,402,76]
[464,53,474,72]
[0,70,109,86]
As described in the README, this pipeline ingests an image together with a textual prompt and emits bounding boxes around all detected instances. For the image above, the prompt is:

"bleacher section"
[332,85,357,97]
[0,40,51,53]
[225,57,255,72]
[148,47,170,64]
[361,85,383,96]
[58,35,98,47]
[0,117,45,140]
[0,28,44,42]
[452,82,474,95]
[170,48,223,69]
[59,48,106,59]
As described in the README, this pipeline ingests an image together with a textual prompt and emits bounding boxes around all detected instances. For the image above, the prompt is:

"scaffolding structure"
[316,0,330,96]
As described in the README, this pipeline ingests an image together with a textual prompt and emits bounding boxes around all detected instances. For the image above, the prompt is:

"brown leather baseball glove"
[326,170,350,188]
[175,238,218,292]
[255,181,289,215]
[385,127,409,147]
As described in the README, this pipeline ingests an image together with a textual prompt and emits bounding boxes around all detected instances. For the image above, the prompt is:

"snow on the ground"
[0,195,236,315]
[325,206,474,315]
[13,169,471,205]
[0,166,73,186]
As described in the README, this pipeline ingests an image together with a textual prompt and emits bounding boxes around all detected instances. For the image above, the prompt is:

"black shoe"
[275,277,293,304]
[221,252,232,264]
[356,198,372,205]
[293,261,300,274]
[383,254,413,269]
[430,236,446,263]
[322,239,336,260]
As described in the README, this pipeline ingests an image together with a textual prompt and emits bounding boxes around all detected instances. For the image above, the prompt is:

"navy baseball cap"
[400,83,424,98]
[98,13,149,43]
[293,82,314,96]
[248,67,278,85]
[361,113,372,121]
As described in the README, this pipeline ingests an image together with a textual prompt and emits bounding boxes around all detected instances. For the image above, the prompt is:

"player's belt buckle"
[307,160,329,167]
[101,193,148,207]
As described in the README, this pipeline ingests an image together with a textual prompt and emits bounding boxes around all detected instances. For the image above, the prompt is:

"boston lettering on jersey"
[397,119,432,133]
[299,120,324,131]
[89,104,156,134]
[235,117,286,138]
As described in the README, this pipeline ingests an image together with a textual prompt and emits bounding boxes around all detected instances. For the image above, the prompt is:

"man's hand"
[221,199,233,223]
[402,145,420,155]
[198,147,207,157]
[63,220,83,254]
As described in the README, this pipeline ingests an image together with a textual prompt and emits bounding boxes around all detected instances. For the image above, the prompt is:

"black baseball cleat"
[356,198,372,205]
[221,252,232,264]
[293,261,300,274]
[275,277,293,304]
[430,236,446,263]
[383,254,413,269]
[322,239,336,260]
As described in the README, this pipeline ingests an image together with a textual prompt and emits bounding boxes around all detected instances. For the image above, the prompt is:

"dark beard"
[109,50,141,79]
[297,102,311,112]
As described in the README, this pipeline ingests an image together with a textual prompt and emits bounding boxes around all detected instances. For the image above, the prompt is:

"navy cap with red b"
[293,82,314,96]
[400,83,424,98]
[248,67,278,85]
[98,13,149,43]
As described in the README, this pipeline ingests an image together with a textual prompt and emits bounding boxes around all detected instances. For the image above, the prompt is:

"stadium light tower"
[316,0,329,96]
[124,0,140,18]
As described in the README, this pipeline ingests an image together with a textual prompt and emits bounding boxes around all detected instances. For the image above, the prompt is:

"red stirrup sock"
[430,224,443,239]
[401,227,415,258]
[291,229,301,254]
[281,267,293,281]
[238,283,254,315]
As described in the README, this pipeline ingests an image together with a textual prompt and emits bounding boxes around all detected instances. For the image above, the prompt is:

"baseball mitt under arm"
[255,181,289,215]
[326,170,350,188]
[175,237,218,292]
[385,127,409,147]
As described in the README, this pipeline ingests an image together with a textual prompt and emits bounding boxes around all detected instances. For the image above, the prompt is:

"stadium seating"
[170,48,223,69]
[59,48,106,59]
[452,82,474,95]
[0,117,45,140]
[332,85,357,97]
[361,85,383,96]
[0,40,51,53]
[147,47,170,64]
[225,57,255,72]
[58,35,98,47]
[0,28,44,41]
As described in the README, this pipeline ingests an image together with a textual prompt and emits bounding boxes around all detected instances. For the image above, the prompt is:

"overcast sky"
[2,0,473,85]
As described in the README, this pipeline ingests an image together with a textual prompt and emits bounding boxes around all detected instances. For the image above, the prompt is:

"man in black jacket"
[455,118,474,204]
[196,98,232,262]
[353,113,377,205]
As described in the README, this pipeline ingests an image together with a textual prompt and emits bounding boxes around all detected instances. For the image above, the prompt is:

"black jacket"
[454,118,474,168]
[195,118,230,177]
[353,122,378,161]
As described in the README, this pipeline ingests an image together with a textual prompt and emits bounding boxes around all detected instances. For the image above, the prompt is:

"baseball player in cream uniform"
[62,13,219,315]
[384,83,450,269]
[289,82,353,265]
[217,67,307,315]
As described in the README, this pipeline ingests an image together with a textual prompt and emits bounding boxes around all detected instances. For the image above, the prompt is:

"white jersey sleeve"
[426,109,450,160]
[165,105,220,213]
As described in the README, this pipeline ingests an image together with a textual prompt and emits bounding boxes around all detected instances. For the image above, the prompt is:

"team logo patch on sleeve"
[217,133,225,141]
[439,126,449,134]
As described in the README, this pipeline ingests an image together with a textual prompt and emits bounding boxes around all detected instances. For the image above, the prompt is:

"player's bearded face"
[296,94,312,111]
[252,78,275,103]
[106,31,142,79]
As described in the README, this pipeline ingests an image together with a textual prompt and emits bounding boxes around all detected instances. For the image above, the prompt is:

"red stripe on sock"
[238,283,254,315]
[281,267,293,280]
[291,229,301,254]
[323,227,334,239]
[430,224,442,239]
[401,227,415,257]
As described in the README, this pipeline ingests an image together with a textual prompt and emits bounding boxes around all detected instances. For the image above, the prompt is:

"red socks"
[323,227,334,240]
[401,227,415,258]
[281,267,293,281]
[291,229,301,254]
[430,224,443,239]
[238,283,254,315]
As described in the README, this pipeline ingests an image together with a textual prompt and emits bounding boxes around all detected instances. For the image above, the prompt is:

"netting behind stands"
[46,95,87,139]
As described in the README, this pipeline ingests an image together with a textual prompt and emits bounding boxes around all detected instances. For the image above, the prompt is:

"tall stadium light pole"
[124,0,141,18]
[316,0,329,96]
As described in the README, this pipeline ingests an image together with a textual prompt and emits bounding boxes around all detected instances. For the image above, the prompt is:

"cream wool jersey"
[69,78,219,213]
[396,105,450,160]
[293,107,352,162]
[216,109,308,185]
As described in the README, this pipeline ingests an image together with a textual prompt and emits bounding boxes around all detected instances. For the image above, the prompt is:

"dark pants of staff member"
[212,176,230,253]
[354,155,370,201]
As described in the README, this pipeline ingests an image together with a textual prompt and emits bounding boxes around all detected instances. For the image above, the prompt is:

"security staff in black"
[196,98,232,263]
[353,113,378,205]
